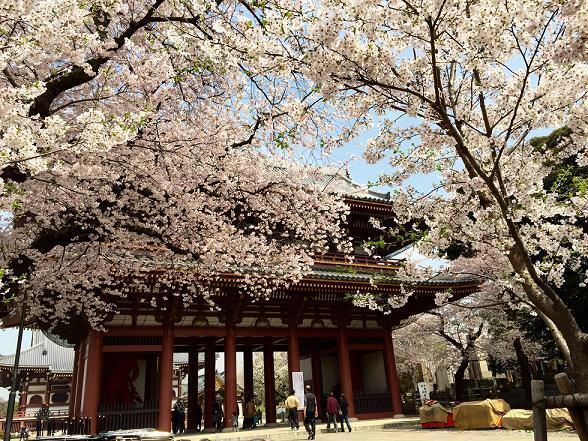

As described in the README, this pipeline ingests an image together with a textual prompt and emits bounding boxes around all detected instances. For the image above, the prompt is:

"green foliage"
[530,127,588,333]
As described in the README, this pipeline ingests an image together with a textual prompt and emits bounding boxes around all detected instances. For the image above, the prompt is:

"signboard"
[417,382,432,400]
[291,371,305,410]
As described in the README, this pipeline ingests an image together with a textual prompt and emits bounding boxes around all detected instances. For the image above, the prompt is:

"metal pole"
[3,286,26,441]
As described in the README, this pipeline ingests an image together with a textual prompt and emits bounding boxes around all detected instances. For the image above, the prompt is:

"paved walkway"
[175,418,577,441]
[176,417,418,441]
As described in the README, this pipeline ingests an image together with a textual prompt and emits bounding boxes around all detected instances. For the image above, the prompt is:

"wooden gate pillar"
[83,330,103,433]
[383,329,404,417]
[263,339,277,424]
[187,349,199,429]
[243,346,254,401]
[287,325,300,391]
[157,323,174,431]
[68,344,80,417]
[337,326,355,417]
[223,324,237,428]
[204,341,215,428]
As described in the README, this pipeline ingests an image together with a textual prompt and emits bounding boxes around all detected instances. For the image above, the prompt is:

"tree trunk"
[454,356,469,402]
[513,337,533,408]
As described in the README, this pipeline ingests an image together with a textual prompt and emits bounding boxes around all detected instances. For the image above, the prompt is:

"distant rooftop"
[305,166,392,202]
[0,332,195,375]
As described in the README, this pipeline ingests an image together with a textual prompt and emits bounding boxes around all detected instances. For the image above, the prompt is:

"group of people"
[172,387,352,438]
[285,385,352,440]
[170,394,265,434]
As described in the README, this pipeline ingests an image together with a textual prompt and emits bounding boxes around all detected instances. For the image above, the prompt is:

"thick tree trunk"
[454,357,469,402]
[513,337,533,408]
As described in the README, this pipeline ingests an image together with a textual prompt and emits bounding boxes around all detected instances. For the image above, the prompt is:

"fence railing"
[0,417,92,435]
[532,374,588,441]
[98,401,158,432]
[353,389,392,414]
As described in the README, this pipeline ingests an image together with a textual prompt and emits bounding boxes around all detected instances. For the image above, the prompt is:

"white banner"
[292,371,305,410]
[417,381,432,400]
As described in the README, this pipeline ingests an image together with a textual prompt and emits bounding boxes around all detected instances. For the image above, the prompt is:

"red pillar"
[157,324,174,431]
[187,349,199,429]
[311,351,323,417]
[223,325,237,429]
[83,330,103,434]
[68,344,80,416]
[337,327,355,417]
[263,339,276,424]
[74,340,87,418]
[243,346,254,400]
[204,342,215,428]
[384,329,404,417]
[287,325,300,391]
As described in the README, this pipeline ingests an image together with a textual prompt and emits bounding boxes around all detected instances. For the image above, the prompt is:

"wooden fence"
[353,389,392,414]
[0,416,91,435]
[98,401,158,432]
[532,374,588,441]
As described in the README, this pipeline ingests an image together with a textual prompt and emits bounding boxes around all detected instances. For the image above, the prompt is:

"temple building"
[1,169,479,434]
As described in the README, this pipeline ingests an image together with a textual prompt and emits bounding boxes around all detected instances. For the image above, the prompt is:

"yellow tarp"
[453,399,511,429]
[502,408,574,431]
[419,403,452,424]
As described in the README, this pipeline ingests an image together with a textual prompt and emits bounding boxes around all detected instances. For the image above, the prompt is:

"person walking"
[339,393,352,432]
[326,392,339,432]
[173,399,186,434]
[303,385,318,440]
[212,396,224,432]
[284,389,300,430]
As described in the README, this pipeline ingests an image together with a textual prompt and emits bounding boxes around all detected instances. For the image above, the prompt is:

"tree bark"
[454,356,469,402]
[513,337,533,408]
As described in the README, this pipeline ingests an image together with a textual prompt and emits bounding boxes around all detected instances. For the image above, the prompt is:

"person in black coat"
[212,397,224,432]
[339,394,352,432]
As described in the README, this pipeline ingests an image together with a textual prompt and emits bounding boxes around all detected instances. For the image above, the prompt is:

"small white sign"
[292,371,305,410]
[417,382,432,400]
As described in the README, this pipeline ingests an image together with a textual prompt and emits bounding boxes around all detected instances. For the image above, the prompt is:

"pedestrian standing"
[339,393,352,432]
[285,389,300,430]
[303,385,317,440]
[212,396,224,432]
[326,392,339,432]
[244,397,255,429]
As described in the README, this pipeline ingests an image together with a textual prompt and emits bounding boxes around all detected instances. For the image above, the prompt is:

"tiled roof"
[304,167,392,202]
[307,268,479,286]
[0,338,198,373]
[0,338,73,373]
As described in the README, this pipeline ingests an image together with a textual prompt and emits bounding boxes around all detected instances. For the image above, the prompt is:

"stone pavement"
[176,417,418,441]
[175,418,578,441]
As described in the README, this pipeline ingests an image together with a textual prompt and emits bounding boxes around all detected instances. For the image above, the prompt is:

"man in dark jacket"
[326,392,339,432]
[303,385,317,440]
[339,393,352,432]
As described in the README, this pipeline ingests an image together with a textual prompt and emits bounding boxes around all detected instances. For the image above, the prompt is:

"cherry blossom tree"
[259,0,588,393]
[0,0,350,327]
[394,316,460,392]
